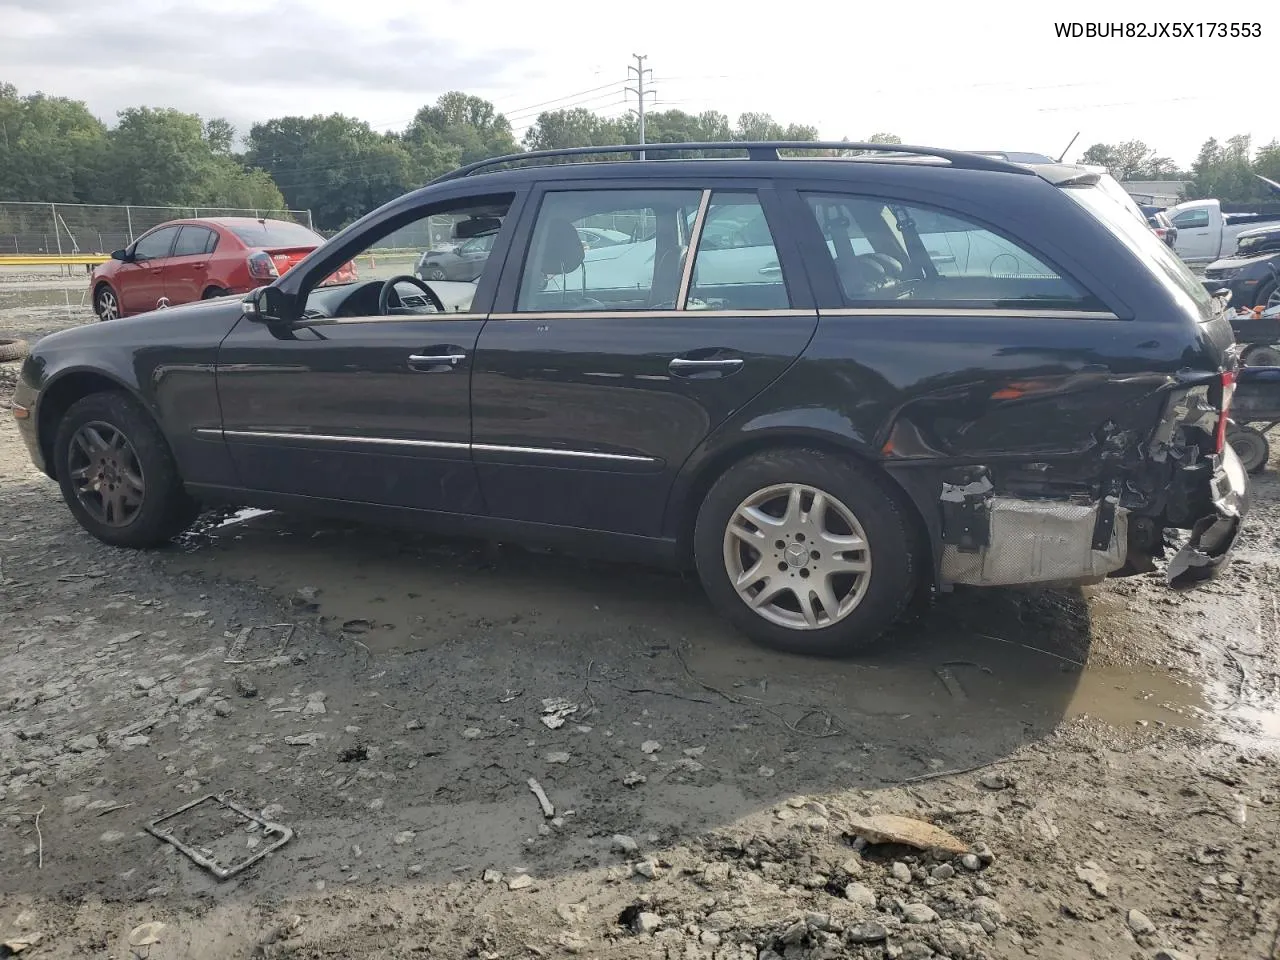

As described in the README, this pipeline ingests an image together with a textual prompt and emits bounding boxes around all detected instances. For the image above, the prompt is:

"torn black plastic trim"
[1166,443,1248,589]
[1167,514,1241,588]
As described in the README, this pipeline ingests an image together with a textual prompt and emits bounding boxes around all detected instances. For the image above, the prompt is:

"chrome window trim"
[820,307,1121,320]
[486,308,815,321]
[676,190,713,308]
[293,312,489,327]
[199,428,659,463]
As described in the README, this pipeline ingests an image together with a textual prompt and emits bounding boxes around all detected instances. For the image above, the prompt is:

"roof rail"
[428,141,1032,184]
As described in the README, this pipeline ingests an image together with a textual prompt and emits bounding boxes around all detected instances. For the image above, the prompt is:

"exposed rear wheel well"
[37,374,134,479]
[675,436,934,575]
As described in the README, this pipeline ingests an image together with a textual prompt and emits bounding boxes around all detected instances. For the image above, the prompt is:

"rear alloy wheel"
[54,392,198,547]
[1228,424,1270,474]
[94,285,119,321]
[694,448,917,656]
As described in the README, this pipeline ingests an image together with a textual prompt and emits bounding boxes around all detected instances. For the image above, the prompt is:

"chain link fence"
[0,202,314,256]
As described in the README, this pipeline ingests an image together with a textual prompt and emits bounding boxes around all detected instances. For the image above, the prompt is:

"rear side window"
[133,226,179,261]
[687,192,791,310]
[516,189,702,312]
[803,194,1103,311]
[228,220,323,248]
[173,226,216,257]
[1171,208,1210,229]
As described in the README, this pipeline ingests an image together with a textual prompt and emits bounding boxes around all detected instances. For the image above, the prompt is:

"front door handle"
[668,357,744,377]
[408,347,467,371]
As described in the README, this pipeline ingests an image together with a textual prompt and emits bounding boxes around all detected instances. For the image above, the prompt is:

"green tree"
[1079,140,1178,181]
[246,114,415,228]
[403,91,517,176]
[101,107,223,206]
[203,117,237,157]
[0,83,107,202]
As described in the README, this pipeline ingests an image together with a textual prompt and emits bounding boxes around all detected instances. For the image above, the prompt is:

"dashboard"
[300,279,479,320]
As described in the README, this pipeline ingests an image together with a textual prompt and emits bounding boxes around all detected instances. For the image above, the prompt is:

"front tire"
[1253,278,1278,310]
[423,266,447,282]
[94,284,120,321]
[202,286,230,300]
[53,392,198,547]
[693,448,917,657]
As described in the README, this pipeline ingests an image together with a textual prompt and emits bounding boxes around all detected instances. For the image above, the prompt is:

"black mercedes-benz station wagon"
[12,142,1250,656]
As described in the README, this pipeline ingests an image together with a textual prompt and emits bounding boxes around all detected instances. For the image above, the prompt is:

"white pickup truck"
[1166,198,1280,263]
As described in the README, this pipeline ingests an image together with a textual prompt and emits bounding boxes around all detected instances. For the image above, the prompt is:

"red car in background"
[90,217,356,321]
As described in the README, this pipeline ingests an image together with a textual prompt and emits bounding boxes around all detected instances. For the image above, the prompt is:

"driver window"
[316,195,514,317]
[515,189,702,312]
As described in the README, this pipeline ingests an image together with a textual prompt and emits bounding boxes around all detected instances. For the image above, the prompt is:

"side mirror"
[111,248,130,262]
[243,286,291,323]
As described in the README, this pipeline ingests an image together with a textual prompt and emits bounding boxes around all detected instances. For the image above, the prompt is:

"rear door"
[469,181,818,536]
[164,225,218,305]
[121,225,179,314]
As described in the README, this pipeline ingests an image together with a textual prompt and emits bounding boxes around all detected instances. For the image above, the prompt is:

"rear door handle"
[668,357,744,377]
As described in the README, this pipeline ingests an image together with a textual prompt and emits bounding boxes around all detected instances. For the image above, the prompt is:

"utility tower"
[626,54,657,159]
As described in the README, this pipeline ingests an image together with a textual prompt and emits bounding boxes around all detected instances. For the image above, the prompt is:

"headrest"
[537,218,585,275]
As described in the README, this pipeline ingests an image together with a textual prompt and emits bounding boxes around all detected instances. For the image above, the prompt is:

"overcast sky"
[1,0,1271,169]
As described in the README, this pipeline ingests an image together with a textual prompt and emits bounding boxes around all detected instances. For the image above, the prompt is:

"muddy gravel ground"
[2,273,1278,960]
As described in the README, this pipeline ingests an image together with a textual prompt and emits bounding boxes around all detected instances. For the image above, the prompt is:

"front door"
[164,224,217,305]
[470,184,819,537]
[1171,206,1214,261]
[122,225,179,314]
[214,192,522,515]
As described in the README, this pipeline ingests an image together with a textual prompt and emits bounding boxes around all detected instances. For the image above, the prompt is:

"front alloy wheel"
[66,421,146,526]
[95,286,119,321]
[723,483,872,629]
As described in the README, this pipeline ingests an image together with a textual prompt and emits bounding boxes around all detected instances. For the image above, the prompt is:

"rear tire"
[1228,424,1270,474]
[1242,344,1280,367]
[693,448,917,657]
[53,391,198,547]
[0,338,28,362]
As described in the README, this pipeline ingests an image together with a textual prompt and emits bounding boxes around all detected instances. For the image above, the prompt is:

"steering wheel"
[377,275,445,315]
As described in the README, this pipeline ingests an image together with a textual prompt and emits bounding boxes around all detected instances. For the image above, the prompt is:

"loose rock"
[629,911,661,935]
[545,751,570,764]
[959,854,982,872]
[931,864,955,881]
[845,813,968,855]
[845,882,878,909]
[612,834,639,854]
[845,921,888,944]
[903,902,939,924]
[483,869,503,883]
[891,861,913,883]
[1075,860,1110,897]
[640,740,662,754]
[1127,908,1157,936]
[506,874,534,890]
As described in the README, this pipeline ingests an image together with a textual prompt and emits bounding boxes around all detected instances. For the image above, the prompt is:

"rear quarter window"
[1066,185,1215,317]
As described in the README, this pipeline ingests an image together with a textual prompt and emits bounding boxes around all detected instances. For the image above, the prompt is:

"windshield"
[229,220,324,248]
[1065,183,1215,316]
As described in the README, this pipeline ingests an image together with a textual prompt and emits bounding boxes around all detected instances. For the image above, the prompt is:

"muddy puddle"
[170,507,1280,750]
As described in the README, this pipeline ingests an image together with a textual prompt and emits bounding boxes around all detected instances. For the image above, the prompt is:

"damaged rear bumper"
[1165,442,1249,588]
[934,443,1249,591]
